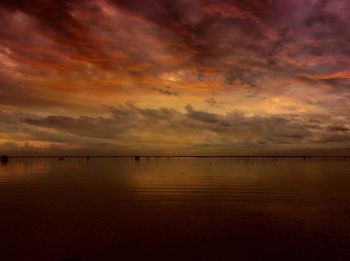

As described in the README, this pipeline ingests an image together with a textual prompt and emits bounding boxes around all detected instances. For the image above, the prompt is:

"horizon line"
[3,155,350,159]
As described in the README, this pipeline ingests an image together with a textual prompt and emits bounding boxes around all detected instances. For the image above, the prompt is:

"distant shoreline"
[4,155,350,159]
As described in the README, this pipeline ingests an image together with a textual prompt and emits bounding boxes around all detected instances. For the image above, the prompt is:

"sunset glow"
[1,0,349,155]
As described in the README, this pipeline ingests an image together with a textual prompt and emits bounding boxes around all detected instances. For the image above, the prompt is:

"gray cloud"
[18,104,350,154]
[327,125,349,132]
[205,96,222,107]
[152,86,179,96]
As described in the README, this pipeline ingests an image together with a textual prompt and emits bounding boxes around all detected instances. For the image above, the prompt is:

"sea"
[0,157,349,260]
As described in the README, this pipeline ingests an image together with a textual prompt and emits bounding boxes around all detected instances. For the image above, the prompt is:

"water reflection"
[0,158,350,260]
[1,155,8,165]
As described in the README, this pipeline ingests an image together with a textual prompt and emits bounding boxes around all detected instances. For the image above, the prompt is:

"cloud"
[152,86,179,96]
[301,71,350,80]
[17,103,350,154]
[0,0,349,154]
[205,97,223,107]
[0,80,88,110]
[327,125,349,132]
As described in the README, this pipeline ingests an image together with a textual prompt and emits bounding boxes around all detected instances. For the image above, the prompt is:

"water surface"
[0,158,350,260]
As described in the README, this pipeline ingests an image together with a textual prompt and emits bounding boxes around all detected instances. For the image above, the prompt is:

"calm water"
[0,158,350,260]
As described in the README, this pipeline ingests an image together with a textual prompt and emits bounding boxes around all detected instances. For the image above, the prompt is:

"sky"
[0,0,349,155]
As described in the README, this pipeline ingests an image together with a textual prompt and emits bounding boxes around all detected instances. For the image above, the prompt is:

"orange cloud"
[301,70,350,80]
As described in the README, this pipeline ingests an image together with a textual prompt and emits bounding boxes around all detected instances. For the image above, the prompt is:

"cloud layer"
[0,0,349,154]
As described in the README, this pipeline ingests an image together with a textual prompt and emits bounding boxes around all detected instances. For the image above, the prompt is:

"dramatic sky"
[0,0,350,155]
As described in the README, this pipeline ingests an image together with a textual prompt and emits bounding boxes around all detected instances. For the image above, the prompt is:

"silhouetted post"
[1,155,9,164]
[134,156,140,161]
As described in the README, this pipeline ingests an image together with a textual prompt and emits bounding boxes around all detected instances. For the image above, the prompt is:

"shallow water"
[0,158,350,260]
